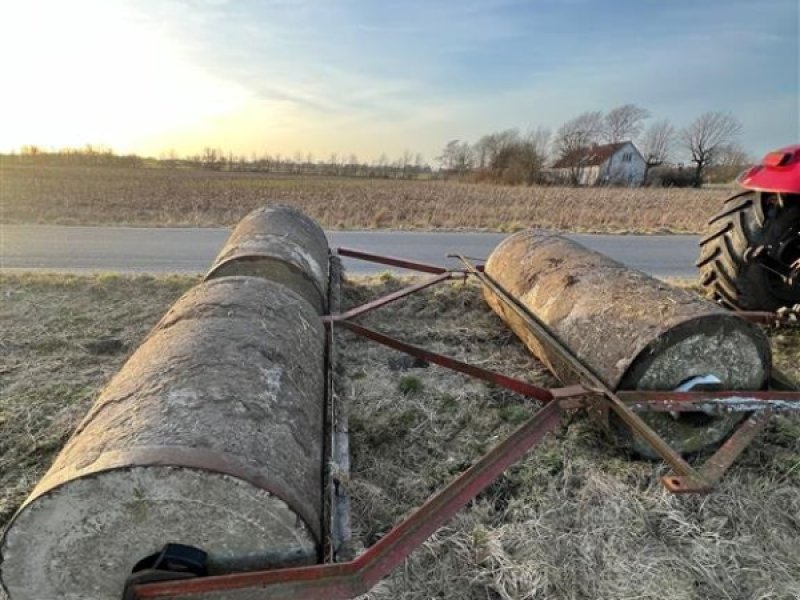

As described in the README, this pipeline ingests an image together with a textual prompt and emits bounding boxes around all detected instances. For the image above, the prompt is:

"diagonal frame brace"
[132,402,564,600]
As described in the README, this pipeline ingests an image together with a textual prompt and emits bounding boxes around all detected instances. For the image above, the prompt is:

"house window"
[622,152,632,162]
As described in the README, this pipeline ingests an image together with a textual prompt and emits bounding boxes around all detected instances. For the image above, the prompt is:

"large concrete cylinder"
[205,205,330,313]
[484,231,772,456]
[0,277,326,600]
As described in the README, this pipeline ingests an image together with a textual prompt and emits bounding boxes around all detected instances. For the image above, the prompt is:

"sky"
[1,0,797,163]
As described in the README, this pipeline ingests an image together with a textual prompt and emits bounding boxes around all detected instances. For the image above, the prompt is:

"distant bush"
[646,166,696,188]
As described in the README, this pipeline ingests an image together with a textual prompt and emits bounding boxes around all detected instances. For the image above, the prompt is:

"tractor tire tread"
[698,191,800,311]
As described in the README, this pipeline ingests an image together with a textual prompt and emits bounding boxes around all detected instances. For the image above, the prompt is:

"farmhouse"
[552,141,646,186]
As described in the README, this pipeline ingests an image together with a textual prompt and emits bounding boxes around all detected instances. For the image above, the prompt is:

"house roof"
[552,141,630,169]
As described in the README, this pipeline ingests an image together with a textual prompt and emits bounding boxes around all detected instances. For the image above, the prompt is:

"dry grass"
[340,276,800,600]
[0,273,197,527]
[0,164,731,233]
[0,272,797,600]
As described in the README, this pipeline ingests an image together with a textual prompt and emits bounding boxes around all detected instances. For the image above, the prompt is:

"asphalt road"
[0,225,701,279]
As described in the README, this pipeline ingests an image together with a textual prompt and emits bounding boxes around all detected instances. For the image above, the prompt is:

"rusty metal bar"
[699,410,773,483]
[697,411,773,482]
[456,255,709,487]
[133,401,563,599]
[323,272,455,323]
[336,247,450,274]
[617,390,800,413]
[357,399,561,590]
[662,410,773,493]
[337,320,557,403]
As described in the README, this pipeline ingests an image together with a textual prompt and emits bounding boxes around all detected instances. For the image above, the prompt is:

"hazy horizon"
[2,0,797,163]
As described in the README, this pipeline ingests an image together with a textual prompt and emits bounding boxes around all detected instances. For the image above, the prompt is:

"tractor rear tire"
[698,191,800,311]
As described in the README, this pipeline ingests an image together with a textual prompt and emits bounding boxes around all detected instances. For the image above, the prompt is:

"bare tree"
[20,145,41,156]
[527,126,551,165]
[202,147,223,169]
[603,104,650,143]
[554,111,604,157]
[376,152,389,178]
[472,135,491,169]
[468,128,551,185]
[473,129,519,171]
[554,111,604,184]
[715,143,750,168]
[708,143,753,183]
[401,149,414,179]
[640,119,675,178]
[438,140,474,175]
[680,112,743,187]
[501,128,551,185]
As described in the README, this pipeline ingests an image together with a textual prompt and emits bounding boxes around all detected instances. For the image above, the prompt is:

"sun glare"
[0,0,252,154]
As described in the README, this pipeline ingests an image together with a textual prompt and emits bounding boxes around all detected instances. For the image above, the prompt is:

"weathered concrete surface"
[484,231,772,456]
[0,277,326,600]
[205,205,330,313]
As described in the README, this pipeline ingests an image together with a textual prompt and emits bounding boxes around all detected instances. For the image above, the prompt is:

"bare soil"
[0,164,731,233]
[0,272,797,600]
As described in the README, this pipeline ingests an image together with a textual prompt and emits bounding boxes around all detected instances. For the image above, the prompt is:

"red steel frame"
[132,247,800,600]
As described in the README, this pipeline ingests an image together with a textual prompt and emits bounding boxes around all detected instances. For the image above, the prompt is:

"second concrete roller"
[484,231,772,456]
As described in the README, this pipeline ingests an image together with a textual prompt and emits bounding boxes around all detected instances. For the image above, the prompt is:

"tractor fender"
[738,144,800,194]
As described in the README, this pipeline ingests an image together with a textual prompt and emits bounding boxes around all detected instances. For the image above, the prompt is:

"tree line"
[438,105,750,187]
[3,107,750,187]
[1,145,434,180]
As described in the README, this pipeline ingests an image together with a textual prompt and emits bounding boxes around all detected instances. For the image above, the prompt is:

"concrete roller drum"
[205,204,330,313]
[0,277,326,600]
[484,231,772,457]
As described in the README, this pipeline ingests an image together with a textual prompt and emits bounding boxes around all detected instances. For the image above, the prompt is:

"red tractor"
[698,144,800,311]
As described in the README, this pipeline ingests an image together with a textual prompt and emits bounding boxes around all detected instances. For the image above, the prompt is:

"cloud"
[5,0,795,159]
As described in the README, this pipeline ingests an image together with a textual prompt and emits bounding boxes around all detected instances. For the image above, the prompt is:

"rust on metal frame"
[133,402,563,600]
[336,247,451,275]
[323,272,456,324]
[617,390,800,413]
[338,320,559,403]
[662,410,773,493]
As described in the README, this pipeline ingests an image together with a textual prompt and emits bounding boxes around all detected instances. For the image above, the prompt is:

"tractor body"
[698,144,800,312]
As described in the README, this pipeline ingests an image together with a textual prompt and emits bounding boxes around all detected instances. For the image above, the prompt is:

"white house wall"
[600,142,646,185]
